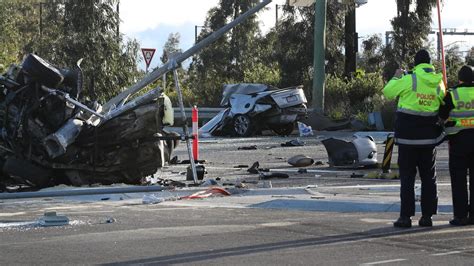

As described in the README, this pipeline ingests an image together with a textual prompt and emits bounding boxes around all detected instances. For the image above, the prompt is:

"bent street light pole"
[312,0,326,114]
[102,0,272,112]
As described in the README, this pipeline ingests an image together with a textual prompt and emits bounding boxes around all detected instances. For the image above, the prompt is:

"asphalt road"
[1,131,472,265]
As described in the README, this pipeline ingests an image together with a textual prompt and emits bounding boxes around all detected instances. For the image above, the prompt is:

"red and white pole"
[192,105,199,161]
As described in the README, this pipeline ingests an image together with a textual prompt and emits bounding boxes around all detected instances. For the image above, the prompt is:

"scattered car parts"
[321,135,378,168]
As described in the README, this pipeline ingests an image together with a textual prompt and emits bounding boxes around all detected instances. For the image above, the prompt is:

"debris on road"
[297,121,314,137]
[142,194,165,204]
[38,212,69,227]
[281,138,305,147]
[186,164,206,180]
[321,135,377,168]
[234,165,249,168]
[200,179,218,186]
[287,154,315,167]
[248,161,260,174]
[180,187,231,199]
[247,161,269,174]
[238,145,258,150]
[259,172,290,179]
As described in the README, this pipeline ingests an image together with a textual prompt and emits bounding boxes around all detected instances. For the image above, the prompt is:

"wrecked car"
[322,135,378,168]
[0,54,177,190]
[199,83,307,137]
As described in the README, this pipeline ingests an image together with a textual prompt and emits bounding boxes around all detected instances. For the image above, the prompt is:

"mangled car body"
[0,54,177,189]
[200,83,307,137]
[322,135,378,168]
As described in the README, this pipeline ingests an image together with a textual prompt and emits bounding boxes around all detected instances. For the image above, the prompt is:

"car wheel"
[233,114,254,137]
[22,54,64,88]
[271,123,295,136]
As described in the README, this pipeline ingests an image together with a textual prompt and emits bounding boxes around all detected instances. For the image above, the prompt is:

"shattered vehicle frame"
[0,54,177,189]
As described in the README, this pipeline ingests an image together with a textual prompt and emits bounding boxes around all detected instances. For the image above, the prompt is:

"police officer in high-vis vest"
[383,49,446,228]
[439,65,474,226]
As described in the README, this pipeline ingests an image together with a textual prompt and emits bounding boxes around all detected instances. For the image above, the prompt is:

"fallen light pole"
[102,0,271,184]
[102,0,272,112]
[93,0,271,183]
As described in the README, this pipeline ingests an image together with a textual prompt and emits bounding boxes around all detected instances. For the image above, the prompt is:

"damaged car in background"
[199,83,308,137]
[0,54,177,190]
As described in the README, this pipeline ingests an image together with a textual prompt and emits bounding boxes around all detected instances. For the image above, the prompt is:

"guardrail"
[173,107,223,125]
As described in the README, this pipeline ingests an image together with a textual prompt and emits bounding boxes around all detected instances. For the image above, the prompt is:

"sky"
[119,0,474,70]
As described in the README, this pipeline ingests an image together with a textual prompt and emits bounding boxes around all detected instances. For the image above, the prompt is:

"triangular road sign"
[141,48,156,69]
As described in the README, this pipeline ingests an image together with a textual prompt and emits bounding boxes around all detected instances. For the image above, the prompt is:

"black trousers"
[398,145,438,217]
[448,131,474,219]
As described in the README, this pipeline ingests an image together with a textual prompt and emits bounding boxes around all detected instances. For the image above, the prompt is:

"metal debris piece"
[322,135,377,168]
[281,139,305,147]
[238,145,257,150]
[186,164,206,181]
[38,212,69,227]
[259,172,290,179]
[287,154,315,167]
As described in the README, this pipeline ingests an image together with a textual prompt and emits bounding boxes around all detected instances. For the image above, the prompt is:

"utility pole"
[312,0,327,114]
[344,4,356,77]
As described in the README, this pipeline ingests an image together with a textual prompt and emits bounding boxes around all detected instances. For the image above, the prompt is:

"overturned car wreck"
[0,54,177,189]
[199,83,308,137]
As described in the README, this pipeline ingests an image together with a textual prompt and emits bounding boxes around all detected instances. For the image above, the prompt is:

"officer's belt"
[395,132,445,145]
[397,108,438,117]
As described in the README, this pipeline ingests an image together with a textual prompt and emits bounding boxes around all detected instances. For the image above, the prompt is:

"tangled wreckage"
[0,54,177,190]
[0,0,273,191]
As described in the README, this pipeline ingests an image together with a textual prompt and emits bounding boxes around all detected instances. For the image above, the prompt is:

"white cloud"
[120,0,219,34]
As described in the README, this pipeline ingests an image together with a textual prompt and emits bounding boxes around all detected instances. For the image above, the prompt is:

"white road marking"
[361,258,407,265]
[431,251,462,256]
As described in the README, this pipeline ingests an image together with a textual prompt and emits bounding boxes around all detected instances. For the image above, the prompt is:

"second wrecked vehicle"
[200,83,308,137]
[0,54,177,190]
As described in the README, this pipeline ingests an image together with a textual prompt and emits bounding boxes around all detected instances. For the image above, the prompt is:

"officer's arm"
[438,92,453,120]
[383,76,406,100]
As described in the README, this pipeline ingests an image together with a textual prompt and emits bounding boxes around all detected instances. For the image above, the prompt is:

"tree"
[28,0,139,101]
[187,0,266,106]
[466,47,474,66]
[160,33,182,65]
[0,1,39,69]
[359,34,385,73]
[387,0,438,73]
[444,45,465,87]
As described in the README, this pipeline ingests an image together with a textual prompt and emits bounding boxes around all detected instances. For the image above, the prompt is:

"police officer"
[383,49,446,228]
[439,65,474,226]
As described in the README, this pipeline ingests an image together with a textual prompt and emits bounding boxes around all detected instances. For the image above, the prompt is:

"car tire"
[233,114,254,137]
[22,54,64,88]
[271,123,295,136]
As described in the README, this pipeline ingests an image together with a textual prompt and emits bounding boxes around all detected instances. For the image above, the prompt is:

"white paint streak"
[431,250,462,256]
[361,258,407,265]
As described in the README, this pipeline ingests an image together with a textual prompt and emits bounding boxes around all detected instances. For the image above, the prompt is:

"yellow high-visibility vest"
[446,86,474,135]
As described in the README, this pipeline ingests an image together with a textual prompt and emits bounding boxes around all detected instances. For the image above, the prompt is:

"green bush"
[325,72,385,119]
